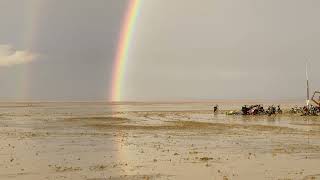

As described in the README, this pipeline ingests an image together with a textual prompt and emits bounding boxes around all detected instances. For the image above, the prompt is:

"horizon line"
[0,98,307,103]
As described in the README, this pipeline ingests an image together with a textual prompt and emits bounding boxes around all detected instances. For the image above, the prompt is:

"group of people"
[218,103,320,116]
[241,104,282,116]
[290,105,320,116]
[302,105,320,116]
[216,104,283,116]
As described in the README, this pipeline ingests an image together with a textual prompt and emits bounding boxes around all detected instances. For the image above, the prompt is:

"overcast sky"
[1,0,320,101]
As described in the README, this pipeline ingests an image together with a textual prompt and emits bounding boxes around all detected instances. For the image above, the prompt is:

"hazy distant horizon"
[0,98,307,103]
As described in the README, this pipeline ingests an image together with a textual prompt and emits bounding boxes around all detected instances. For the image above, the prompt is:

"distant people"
[309,105,319,116]
[214,105,219,113]
[258,105,265,114]
[266,105,276,116]
[277,105,282,114]
[290,106,300,114]
[242,105,249,115]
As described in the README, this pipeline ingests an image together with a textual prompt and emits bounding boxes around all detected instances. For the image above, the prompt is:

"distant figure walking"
[277,105,282,114]
[214,105,219,113]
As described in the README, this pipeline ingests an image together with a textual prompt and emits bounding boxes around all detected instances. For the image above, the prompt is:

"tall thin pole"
[306,63,310,106]
[306,62,310,149]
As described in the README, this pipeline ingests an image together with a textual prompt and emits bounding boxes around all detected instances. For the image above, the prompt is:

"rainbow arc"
[111,0,141,102]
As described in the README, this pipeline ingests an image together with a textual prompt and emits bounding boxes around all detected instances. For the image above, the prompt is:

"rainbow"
[111,0,141,102]
[20,0,44,100]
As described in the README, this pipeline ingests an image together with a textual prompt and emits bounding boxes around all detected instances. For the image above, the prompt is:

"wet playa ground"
[0,102,320,180]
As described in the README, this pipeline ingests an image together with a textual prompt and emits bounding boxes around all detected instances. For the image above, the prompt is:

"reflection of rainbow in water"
[110,0,142,170]
[114,132,131,174]
[111,0,142,102]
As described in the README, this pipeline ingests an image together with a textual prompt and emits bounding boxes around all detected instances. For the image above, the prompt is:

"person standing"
[214,105,219,113]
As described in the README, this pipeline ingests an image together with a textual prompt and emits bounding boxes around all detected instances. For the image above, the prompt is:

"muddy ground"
[0,102,319,180]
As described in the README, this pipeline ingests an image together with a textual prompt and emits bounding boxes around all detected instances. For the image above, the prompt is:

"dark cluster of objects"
[290,105,320,116]
[241,104,282,116]
[222,103,320,116]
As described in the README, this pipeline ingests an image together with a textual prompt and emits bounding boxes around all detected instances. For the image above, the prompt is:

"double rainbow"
[111,0,142,102]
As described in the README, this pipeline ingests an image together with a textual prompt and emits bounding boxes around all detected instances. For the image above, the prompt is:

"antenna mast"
[306,62,310,106]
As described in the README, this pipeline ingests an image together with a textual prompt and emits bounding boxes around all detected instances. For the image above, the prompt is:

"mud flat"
[0,102,320,180]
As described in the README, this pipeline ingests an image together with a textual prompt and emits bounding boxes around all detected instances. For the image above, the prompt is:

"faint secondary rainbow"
[111,0,141,102]
[19,0,44,100]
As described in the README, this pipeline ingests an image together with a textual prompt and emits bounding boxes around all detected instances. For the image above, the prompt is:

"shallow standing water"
[0,102,319,180]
